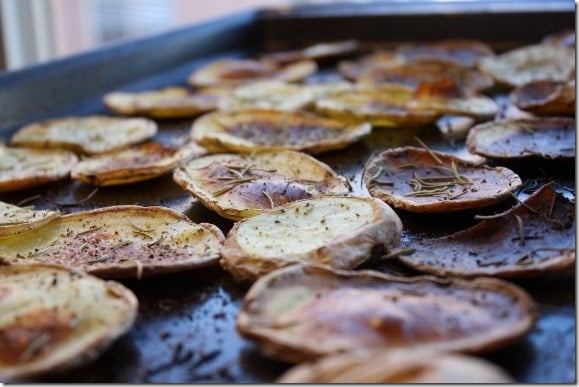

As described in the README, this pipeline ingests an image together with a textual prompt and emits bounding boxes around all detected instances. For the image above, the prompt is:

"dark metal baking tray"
[0,1,575,383]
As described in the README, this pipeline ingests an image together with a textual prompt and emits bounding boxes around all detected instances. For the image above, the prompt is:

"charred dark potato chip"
[510,80,575,116]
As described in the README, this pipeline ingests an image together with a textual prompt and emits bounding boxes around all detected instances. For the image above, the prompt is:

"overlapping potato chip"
[363,146,522,213]
[0,144,78,192]
[466,117,576,162]
[0,201,60,237]
[187,58,317,87]
[237,264,537,363]
[173,150,350,221]
[477,44,575,87]
[510,80,575,116]
[103,86,230,118]
[217,81,314,111]
[394,39,494,67]
[0,205,224,279]
[71,141,205,186]
[398,185,575,278]
[220,196,402,282]
[0,263,137,381]
[263,40,359,64]
[11,116,157,155]
[190,109,371,154]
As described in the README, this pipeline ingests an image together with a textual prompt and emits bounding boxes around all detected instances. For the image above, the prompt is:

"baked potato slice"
[262,39,359,64]
[173,151,350,221]
[0,201,60,238]
[399,185,575,278]
[0,144,78,192]
[220,196,402,283]
[363,146,521,213]
[71,141,206,186]
[237,264,537,363]
[11,116,157,155]
[190,109,371,154]
[0,205,224,279]
[510,80,575,116]
[0,263,137,381]
[466,117,576,162]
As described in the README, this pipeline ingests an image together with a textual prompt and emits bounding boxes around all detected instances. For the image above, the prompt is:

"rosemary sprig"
[514,215,525,247]
[87,254,109,264]
[20,333,51,362]
[262,191,275,209]
[54,188,99,207]
[414,136,442,164]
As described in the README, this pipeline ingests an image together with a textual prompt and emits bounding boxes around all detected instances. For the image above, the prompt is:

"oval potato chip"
[0,201,60,238]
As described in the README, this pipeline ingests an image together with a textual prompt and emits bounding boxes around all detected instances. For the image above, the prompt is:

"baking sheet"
[0,1,575,383]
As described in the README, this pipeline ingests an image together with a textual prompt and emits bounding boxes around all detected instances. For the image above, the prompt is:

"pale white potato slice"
[363,147,522,213]
[220,196,402,283]
[277,350,514,383]
[0,263,137,381]
[0,201,60,238]
[477,44,575,87]
[71,141,206,186]
[0,144,78,192]
[218,81,315,112]
[173,151,350,221]
[187,58,317,87]
[0,205,224,279]
[190,109,371,154]
[237,264,537,363]
[103,86,229,118]
[11,116,158,155]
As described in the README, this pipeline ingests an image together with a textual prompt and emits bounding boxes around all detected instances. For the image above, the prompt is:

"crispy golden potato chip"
[394,39,495,67]
[0,144,78,192]
[0,201,60,238]
[0,205,224,279]
[11,116,157,155]
[0,263,137,381]
[190,109,371,154]
[510,80,575,116]
[220,196,402,283]
[277,350,514,383]
[217,81,314,111]
[173,150,350,221]
[262,40,359,64]
[187,58,317,87]
[477,44,575,88]
[399,185,575,278]
[103,86,229,118]
[466,117,576,162]
[237,264,537,363]
[363,146,522,213]
[71,141,206,186]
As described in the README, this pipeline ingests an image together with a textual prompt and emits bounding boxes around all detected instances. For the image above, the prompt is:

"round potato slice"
[0,144,78,192]
[218,81,315,112]
[0,201,60,238]
[190,109,371,154]
[173,151,350,221]
[399,184,575,278]
[237,264,537,363]
[71,141,206,186]
[394,39,494,68]
[477,44,575,88]
[0,205,224,279]
[187,58,317,87]
[103,86,229,118]
[466,117,576,162]
[363,146,522,213]
[277,350,514,383]
[11,116,158,155]
[220,196,402,283]
[312,85,440,128]
[262,40,359,64]
[510,80,575,116]
[0,263,137,381]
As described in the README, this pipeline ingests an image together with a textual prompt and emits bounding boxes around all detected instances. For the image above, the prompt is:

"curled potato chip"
[399,185,575,278]
[277,350,514,383]
[0,263,137,381]
[190,109,371,154]
[0,201,60,237]
[173,150,349,221]
[0,144,78,192]
[71,141,205,186]
[363,146,522,213]
[262,40,359,64]
[510,80,575,116]
[220,196,402,282]
[103,86,229,118]
[466,117,576,162]
[477,44,575,88]
[11,116,158,155]
[0,205,224,279]
[237,264,537,363]
[187,58,317,87]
